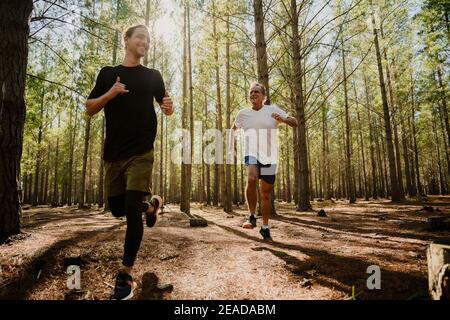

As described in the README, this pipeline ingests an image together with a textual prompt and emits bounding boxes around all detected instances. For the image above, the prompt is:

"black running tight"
[108,191,150,267]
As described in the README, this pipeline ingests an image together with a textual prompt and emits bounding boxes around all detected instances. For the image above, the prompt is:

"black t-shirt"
[88,64,165,161]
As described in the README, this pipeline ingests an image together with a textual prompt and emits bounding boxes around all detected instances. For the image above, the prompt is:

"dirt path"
[1,198,449,300]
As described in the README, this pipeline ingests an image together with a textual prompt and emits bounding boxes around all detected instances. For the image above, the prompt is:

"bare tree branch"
[27,73,83,96]
[28,36,75,73]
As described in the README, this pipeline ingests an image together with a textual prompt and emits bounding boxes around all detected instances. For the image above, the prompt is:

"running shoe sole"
[146,195,162,228]
[112,281,137,300]
[242,221,254,229]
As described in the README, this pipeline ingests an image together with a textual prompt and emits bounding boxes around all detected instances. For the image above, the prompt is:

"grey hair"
[249,82,266,96]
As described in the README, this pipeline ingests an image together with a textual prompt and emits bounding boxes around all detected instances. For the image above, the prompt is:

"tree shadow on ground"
[20,209,111,230]
[0,222,125,300]
[208,220,428,300]
[271,214,450,245]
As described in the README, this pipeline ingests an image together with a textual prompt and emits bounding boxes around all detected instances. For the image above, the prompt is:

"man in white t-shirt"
[229,83,298,241]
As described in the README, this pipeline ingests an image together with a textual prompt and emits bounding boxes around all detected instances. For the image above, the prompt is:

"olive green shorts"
[104,149,154,197]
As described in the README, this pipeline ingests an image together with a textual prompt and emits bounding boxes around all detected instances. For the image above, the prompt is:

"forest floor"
[1,196,449,300]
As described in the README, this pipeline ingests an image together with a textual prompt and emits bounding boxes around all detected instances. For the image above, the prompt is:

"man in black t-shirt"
[85,25,173,300]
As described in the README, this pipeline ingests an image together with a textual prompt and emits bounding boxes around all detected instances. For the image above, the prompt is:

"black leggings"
[108,191,150,267]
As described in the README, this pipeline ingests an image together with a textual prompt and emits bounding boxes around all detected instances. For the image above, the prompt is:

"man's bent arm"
[284,116,298,127]
[85,92,113,117]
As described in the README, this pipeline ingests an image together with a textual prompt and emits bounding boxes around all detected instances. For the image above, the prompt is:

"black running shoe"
[242,214,257,229]
[146,195,162,228]
[259,227,273,241]
[112,272,137,300]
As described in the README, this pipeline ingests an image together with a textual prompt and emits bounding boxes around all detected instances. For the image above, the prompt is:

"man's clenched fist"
[271,113,284,123]
[161,90,173,115]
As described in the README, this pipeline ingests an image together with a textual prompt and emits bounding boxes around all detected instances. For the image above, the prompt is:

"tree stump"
[427,217,450,231]
[189,215,208,227]
[427,243,450,300]
[317,209,327,217]
[182,212,208,227]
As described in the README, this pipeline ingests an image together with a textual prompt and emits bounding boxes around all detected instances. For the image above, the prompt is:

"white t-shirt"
[234,104,288,165]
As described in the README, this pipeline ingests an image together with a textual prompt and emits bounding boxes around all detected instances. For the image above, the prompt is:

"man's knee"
[247,174,258,186]
[125,191,145,220]
[260,189,271,201]
[111,209,124,218]
[125,199,141,217]
[260,183,272,201]
[108,195,125,217]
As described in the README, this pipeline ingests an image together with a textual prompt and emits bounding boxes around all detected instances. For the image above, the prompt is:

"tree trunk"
[307,129,313,201]
[314,168,318,200]
[143,0,151,66]
[393,119,404,198]
[169,159,176,203]
[33,88,45,205]
[400,108,413,197]
[390,62,414,197]
[253,0,270,103]
[204,92,211,205]
[240,152,245,204]
[254,0,277,215]
[200,131,205,204]
[43,146,50,204]
[39,157,46,204]
[375,121,386,198]
[164,114,168,202]
[52,116,60,204]
[67,106,78,205]
[78,116,91,208]
[87,135,93,204]
[61,164,67,206]
[436,66,450,151]
[337,160,342,199]
[406,108,418,196]
[363,74,378,199]
[180,5,189,213]
[291,0,311,211]
[437,101,450,192]
[199,93,205,204]
[187,3,194,211]
[357,108,369,201]
[212,0,223,207]
[433,71,450,186]
[0,0,33,242]
[224,15,232,213]
[340,114,347,199]
[159,102,164,199]
[233,133,238,205]
[321,98,330,200]
[292,116,299,204]
[371,13,400,201]
[286,136,292,203]
[381,26,404,200]
[432,112,445,194]
[380,130,390,196]
[98,117,105,207]
[23,171,28,204]
[410,77,422,195]
[342,45,355,203]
